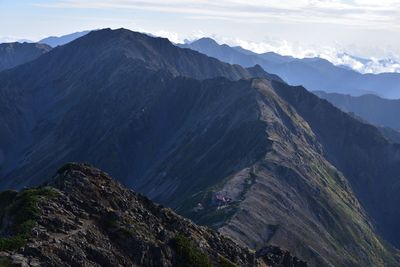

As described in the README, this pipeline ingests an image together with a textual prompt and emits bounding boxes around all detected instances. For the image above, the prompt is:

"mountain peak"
[192,37,219,46]
[50,162,116,190]
[19,28,278,83]
[0,163,307,267]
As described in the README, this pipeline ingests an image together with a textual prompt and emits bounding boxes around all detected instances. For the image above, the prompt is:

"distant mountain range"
[314,91,400,131]
[0,37,33,43]
[0,42,51,72]
[39,30,92,47]
[3,35,400,142]
[5,30,400,99]
[1,28,400,266]
[180,38,400,99]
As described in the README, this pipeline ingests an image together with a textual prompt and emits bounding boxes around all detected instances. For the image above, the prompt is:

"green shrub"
[172,234,212,267]
[0,235,27,251]
[0,187,58,251]
[57,162,78,174]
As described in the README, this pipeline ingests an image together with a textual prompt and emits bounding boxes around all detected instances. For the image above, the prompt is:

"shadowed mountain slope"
[0,42,51,72]
[0,28,278,189]
[0,28,399,266]
[274,83,400,247]
[314,91,400,131]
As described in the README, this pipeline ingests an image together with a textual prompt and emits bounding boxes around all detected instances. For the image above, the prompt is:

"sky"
[1,0,400,72]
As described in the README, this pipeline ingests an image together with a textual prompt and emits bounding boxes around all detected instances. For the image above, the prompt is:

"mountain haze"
[0,28,400,266]
[181,38,400,98]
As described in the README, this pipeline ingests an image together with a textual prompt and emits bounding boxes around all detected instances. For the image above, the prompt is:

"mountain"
[328,107,400,145]
[0,28,400,266]
[181,38,400,99]
[0,42,51,72]
[0,163,306,267]
[314,91,400,131]
[39,30,91,47]
[0,37,33,43]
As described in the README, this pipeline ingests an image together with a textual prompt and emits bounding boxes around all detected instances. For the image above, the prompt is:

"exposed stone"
[0,163,305,267]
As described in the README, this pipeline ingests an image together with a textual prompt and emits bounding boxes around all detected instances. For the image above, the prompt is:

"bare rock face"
[0,163,306,267]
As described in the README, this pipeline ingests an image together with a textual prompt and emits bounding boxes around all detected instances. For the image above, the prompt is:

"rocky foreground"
[0,163,306,267]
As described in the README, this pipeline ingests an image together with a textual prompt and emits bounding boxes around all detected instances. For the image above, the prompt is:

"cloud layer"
[222,36,400,74]
[5,0,400,74]
[35,0,400,29]
[153,29,400,74]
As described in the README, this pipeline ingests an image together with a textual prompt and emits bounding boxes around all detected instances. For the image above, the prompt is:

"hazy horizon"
[1,0,400,73]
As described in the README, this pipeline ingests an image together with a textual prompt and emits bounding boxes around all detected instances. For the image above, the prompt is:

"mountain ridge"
[0,163,307,267]
[0,42,51,72]
[181,38,400,98]
[39,30,91,47]
[0,28,399,266]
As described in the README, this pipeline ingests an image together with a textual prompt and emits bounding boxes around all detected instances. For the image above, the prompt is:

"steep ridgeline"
[0,28,400,266]
[0,28,278,190]
[213,80,400,267]
[180,38,400,99]
[0,163,306,267]
[0,42,51,72]
[272,83,400,248]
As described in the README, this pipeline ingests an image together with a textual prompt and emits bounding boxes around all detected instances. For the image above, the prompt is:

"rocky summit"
[0,163,306,267]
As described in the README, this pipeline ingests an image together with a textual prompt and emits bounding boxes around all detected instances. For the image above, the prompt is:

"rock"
[0,163,304,267]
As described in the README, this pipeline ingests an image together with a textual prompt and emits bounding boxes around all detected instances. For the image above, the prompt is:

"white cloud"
[189,34,400,74]
[0,37,16,43]
[34,0,400,29]
[338,56,400,74]
[153,30,181,44]
[0,36,33,43]
[18,0,400,73]
[138,23,400,74]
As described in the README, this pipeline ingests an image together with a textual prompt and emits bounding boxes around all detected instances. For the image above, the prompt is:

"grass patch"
[0,187,58,251]
[0,235,27,251]
[172,234,212,267]
[0,257,12,267]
